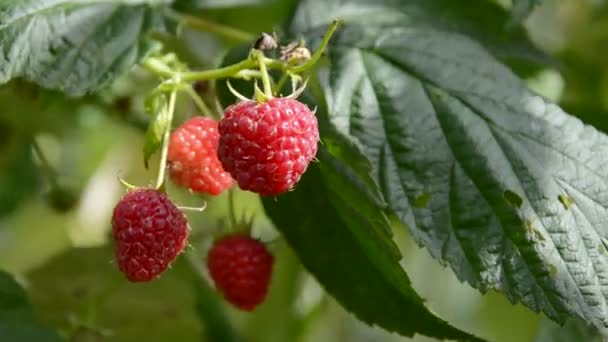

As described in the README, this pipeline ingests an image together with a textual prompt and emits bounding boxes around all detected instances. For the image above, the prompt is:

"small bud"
[285,47,311,65]
[280,41,299,60]
[254,33,278,51]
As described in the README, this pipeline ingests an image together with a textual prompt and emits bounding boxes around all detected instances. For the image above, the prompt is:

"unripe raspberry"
[207,235,274,311]
[111,189,188,282]
[217,98,318,196]
[168,117,234,195]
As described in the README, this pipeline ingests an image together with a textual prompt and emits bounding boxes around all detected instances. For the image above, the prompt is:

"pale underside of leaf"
[292,1,608,335]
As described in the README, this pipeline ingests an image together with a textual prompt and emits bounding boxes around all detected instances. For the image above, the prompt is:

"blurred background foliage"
[0,0,607,341]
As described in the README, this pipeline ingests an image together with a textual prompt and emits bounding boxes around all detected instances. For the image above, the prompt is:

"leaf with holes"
[0,0,169,97]
[291,0,608,336]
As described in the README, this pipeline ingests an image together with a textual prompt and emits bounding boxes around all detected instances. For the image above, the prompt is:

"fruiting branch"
[142,19,341,85]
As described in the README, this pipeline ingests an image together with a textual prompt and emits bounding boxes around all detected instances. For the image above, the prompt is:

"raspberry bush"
[1,1,608,342]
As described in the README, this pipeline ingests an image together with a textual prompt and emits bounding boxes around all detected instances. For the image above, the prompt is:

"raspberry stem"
[155,89,178,192]
[143,20,340,83]
[183,85,215,119]
[253,50,273,100]
[290,19,341,74]
[166,10,255,44]
[227,188,238,229]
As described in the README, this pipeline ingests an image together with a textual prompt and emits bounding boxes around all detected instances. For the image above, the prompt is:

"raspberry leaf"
[0,271,63,342]
[534,317,600,342]
[292,0,608,336]
[0,0,169,97]
[143,93,169,168]
[263,122,484,341]
[176,0,273,9]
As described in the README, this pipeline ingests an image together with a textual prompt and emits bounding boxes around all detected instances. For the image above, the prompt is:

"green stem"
[141,19,341,88]
[181,59,256,82]
[290,19,341,74]
[274,72,290,95]
[166,9,254,44]
[183,86,215,119]
[32,140,59,188]
[254,50,273,98]
[227,188,237,229]
[142,57,174,78]
[155,90,178,191]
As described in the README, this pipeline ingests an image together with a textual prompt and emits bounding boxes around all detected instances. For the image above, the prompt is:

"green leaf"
[176,0,275,9]
[534,317,600,342]
[143,94,169,168]
[0,0,168,97]
[510,0,542,26]
[0,271,64,342]
[263,124,483,341]
[182,254,240,342]
[27,247,201,342]
[291,0,608,336]
[290,0,550,72]
[0,134,38,217]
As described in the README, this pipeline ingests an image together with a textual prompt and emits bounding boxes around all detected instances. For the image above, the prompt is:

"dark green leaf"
[0,0,168,97]
[0,133,38,217]
[534,317,601,342]
[263,127,483,341]
[0,271,64,342]
[176,0,275,9]
[143,94,169,168]
[291,0,608,336]
[27,247,201,342]
[290,0,550,72]
[181,255,239,342]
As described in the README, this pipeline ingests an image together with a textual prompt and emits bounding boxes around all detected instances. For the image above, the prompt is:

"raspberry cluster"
[112,97,316,311]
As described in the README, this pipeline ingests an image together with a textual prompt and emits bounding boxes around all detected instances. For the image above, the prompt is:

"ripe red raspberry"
[111,189,188,282]
[207,235,274,311]
[168,117,234,195]
[217,98,319,196]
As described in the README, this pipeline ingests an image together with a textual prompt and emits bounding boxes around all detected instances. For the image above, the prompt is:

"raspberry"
[168,117,234,195]
[217,98,319,196]
[111,189,188,282]
[207,235,274,311]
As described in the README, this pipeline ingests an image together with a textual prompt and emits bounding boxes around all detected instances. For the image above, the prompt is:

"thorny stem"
[155,90,178,192]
